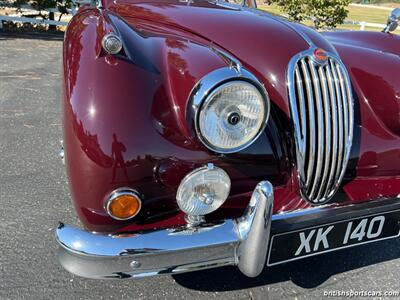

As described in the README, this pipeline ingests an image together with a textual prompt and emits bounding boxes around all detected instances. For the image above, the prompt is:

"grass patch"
[346,5,390,23]
[258,3,394,32]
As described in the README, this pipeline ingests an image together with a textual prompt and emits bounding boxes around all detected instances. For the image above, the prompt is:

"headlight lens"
[176,165,231,216]
[197,81,268,153]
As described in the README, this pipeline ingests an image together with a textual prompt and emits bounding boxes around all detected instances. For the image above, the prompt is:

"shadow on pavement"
[0,30,64,41]
[173,238,400,291]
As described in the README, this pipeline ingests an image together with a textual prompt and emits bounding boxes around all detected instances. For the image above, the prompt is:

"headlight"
[197,81,268,153]
[176,164,231,220]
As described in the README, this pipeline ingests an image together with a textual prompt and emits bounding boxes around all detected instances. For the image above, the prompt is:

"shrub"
[272,0,352,29]
[13,0,73,29]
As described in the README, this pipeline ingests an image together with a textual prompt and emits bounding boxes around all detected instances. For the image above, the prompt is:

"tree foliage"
[13,0,73,21]
[271,0,351,29]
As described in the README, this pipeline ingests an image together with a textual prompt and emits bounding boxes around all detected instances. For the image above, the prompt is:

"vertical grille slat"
[330,60,345,191]
[316,65,331,200]
[294,66,308,184]
[335,62,353,187]
[300,59,316,187]
[324,65,339,199]
[288,51,354,204]
[336,63,349,143]
[307,60,324,201]
[294,67,307,145]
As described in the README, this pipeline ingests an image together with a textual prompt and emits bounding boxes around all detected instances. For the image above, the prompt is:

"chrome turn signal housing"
[101,33,123,55]
[106,188,142,220]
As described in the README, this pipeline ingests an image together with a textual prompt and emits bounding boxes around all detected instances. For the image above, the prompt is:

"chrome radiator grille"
[287,50,354,204]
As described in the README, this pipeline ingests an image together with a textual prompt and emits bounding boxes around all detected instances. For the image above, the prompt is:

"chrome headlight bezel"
[190,66,270,154]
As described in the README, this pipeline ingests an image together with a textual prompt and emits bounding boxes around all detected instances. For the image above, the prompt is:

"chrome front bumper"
[56,181,274,279]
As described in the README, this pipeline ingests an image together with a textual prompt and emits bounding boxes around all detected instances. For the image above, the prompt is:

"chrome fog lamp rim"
[176,164,231,224]
[194,79,270,154]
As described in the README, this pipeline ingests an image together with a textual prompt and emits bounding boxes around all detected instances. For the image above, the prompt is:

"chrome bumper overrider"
[56,181,274,279]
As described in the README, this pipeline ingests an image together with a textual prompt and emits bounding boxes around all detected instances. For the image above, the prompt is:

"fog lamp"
[106,189,142,220]
[176,164,231,225]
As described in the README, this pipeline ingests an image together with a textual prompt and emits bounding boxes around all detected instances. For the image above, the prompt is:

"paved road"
[1,32,400,300]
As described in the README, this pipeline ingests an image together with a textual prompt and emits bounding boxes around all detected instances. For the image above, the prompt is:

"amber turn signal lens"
[107,190,142,220]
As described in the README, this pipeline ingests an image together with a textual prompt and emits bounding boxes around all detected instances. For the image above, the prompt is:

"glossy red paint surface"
[63,1,400,233]
[323,31,400,203]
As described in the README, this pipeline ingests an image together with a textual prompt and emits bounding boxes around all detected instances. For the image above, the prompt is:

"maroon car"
[56,1,400,279]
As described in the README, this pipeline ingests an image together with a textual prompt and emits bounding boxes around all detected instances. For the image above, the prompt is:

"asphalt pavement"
[1,31,400,300]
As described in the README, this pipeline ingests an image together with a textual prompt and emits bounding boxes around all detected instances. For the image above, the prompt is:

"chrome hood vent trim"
[287,48,354,204]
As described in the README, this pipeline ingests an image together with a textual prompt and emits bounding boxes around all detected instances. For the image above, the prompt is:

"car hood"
[107,0,336,115]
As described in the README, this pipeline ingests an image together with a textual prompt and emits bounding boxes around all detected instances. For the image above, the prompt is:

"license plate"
[267,210,400,266]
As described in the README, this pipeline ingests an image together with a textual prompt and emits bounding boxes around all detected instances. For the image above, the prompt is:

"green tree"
[272,0,351,29]
[13,0,73,29]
